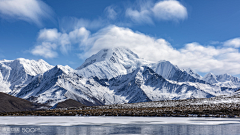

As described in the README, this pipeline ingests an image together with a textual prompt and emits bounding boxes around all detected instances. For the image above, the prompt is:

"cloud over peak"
[31,25,240,75]
[78,26,240,75]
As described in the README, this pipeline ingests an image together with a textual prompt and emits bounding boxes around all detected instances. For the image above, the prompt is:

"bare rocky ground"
[1,93,240,117]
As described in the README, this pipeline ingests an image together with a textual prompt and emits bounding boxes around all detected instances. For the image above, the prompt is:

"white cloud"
[68,27,90,44]
[59,33,71,54]
[0,0,53,26]
[31,42,57,58]
[126,8,153,24]
[105,6,117,20]
[125,0,187,24]
[31,27,90,58]
[38,29,59,41]
[78,26,240,75]
[31,25,240,75]
[152,0,187,21]
[224,37,240,48]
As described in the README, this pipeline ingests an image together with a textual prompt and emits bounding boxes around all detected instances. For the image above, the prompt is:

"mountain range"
[0,47,239,107]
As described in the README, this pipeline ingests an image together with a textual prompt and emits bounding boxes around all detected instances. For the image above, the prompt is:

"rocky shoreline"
[1,95,240,118]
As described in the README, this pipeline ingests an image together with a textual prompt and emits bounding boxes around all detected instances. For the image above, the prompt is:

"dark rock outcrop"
[56,99,86,108]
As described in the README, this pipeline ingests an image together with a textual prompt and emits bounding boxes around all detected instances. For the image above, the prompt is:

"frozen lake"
[0,116,240,135]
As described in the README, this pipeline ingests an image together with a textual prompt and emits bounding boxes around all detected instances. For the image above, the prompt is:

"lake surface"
[1,117,240,135]
[1,124,240,135]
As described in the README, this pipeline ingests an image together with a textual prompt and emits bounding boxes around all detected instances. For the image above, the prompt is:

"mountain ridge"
[0,47,239,107]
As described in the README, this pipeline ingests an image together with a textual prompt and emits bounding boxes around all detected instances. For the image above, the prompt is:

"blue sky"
[0,0,240,77]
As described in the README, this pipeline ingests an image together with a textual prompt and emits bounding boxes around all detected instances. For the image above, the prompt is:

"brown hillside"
[56,99,86,108]
[0,92,35,113]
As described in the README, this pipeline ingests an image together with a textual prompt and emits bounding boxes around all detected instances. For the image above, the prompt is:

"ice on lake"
[1,117,240,135]
[0,116,240,126]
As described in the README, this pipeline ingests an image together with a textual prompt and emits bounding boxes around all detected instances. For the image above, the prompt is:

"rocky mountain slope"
[75,47,204,84]
[0,47,239,107]
[76,47,152,79]
[15,65,236,107]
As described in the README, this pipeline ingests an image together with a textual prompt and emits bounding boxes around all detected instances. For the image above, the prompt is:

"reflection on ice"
[1,123,240,135]
[0,116,240,126]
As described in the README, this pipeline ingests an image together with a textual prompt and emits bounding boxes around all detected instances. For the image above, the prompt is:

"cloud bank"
[32,25,240,75]
[0,0,53,26]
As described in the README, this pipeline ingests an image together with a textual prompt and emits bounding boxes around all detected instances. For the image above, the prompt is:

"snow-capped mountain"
[0,47,239,107]
[76,47,205,84]
[106,66,215,101]
[15,65,236,107]
[0,72,11,93]
[16,65,129,106]
[150,60,204,83]
[203,73,218,84]
[203,73,240,88]
[76,47,152,79]
[0,58,53,95]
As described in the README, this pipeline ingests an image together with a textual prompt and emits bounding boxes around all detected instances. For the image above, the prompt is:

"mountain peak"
[203,72,240,88]
[55,65,73,74]
[218,73,231,77]
[216,73,239,82]
[76,47,140,70]
[37,59,45,62]
[76,47,204,83]
[203,72,218,84]
[0,58,53,76]
[205,72,215,76]
[16,58,27,61]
